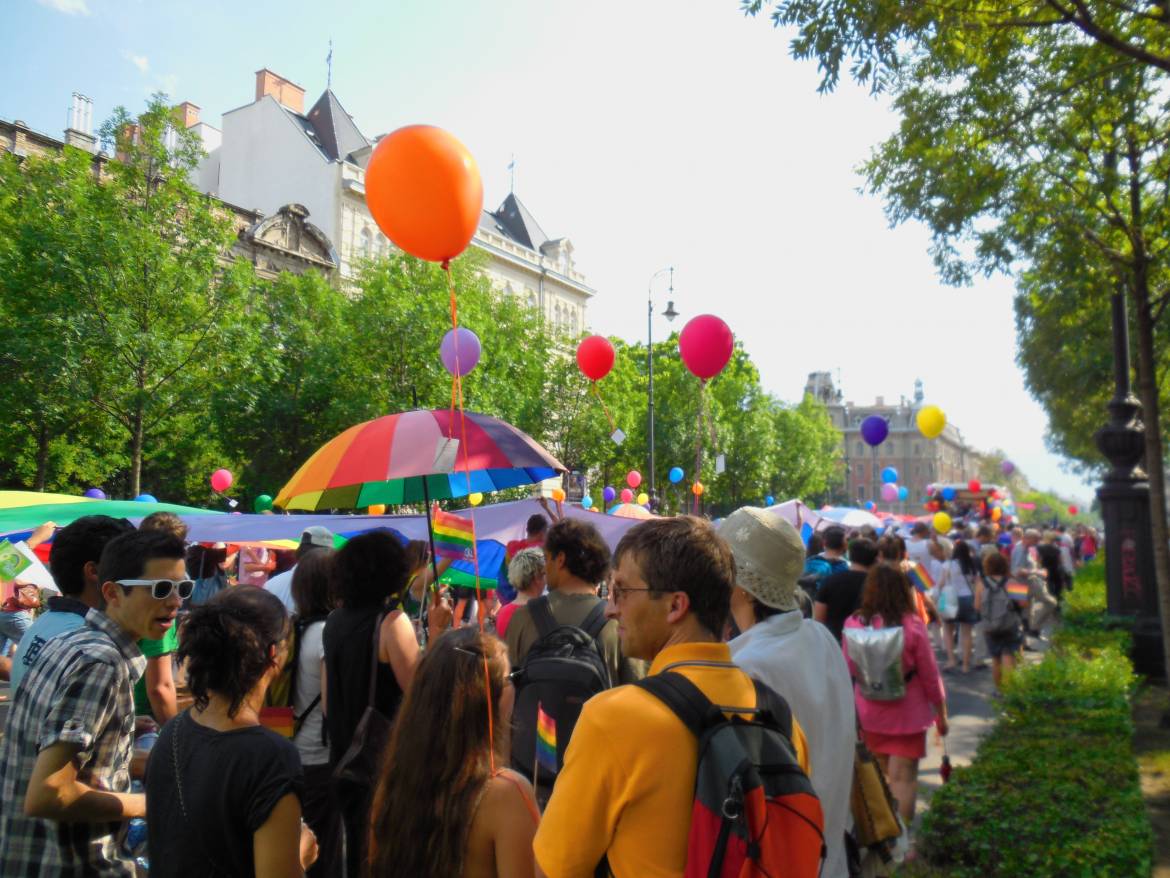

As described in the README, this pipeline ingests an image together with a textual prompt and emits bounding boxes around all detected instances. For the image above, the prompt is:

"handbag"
[850,734,902,858]
[331,612,391,806]
[936,569,959,621]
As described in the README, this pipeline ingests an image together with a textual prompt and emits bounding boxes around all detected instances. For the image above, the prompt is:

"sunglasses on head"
[116,579,195,600]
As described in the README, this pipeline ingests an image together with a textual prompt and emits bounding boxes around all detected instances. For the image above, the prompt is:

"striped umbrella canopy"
[606,503,655,520]
[275,409,565,511]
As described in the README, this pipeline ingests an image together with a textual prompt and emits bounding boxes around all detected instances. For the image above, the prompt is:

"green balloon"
[254,494,274,513]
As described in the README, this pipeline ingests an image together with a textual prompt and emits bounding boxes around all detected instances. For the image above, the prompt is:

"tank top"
[323,606,404,766]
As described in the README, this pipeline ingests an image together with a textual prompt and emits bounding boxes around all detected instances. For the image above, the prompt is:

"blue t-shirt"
[10,597,88,690]
[802,554,850,593]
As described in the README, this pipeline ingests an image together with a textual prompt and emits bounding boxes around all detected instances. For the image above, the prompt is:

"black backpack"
[510,596,611,794]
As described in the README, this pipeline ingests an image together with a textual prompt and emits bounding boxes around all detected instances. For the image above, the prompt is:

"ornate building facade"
[805,372,974,513]
[188,69,594,328]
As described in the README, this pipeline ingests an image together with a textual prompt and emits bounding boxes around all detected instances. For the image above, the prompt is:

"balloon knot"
[441,259,451,271]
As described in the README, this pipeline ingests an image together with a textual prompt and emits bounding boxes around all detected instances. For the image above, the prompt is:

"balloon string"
[693,379,707,514]
[591,381,616,433]
[444,259,491,774]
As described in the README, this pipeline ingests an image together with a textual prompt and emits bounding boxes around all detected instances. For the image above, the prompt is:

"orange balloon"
[368,504,386,515]
[692,482,705,496]
[551,488,566,502]
[365,126,483,263]
[991,507,1002,522]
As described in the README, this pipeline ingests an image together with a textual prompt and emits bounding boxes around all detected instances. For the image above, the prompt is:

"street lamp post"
[648,267,679,504]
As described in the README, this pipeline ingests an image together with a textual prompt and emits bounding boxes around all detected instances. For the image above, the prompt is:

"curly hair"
[543,518,610,585]
[367,628,511,877]
[179,587,289,718]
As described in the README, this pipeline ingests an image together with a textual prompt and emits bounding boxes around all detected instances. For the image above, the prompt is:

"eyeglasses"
[608,584,654,603]
[116,579,195,600]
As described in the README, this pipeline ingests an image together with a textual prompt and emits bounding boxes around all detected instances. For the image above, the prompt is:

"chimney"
[876,396,885,407]
[175,101,200,129]
[254,69,305,114]
[64,92,97,153]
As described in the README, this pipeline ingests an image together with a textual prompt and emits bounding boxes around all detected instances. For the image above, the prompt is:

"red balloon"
[620,488,634,504]
[365,126,483,263]
[968,479,982,494]
[678,315,734,380]
[626,470,642,489]
[1068,505,1079,516]
[576,335,615,381]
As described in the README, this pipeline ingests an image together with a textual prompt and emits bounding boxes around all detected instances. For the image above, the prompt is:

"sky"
[2,0,1098,503]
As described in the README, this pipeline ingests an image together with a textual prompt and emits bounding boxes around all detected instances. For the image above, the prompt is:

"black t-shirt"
[146,710,304,877]
[816,569,868,643]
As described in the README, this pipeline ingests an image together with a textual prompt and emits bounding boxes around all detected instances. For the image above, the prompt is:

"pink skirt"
[864,728,926,760]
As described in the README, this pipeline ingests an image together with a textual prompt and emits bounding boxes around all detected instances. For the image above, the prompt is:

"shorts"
[451,586,479,601]
[863,729,926,760]
[953,595,979,625]
[985,631,1023,658]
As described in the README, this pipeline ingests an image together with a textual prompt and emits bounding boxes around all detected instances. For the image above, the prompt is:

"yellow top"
[534,641,810,878]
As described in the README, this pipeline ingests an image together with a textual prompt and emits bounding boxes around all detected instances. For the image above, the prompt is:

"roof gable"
[492,193,548,251]
[305,90,369,162]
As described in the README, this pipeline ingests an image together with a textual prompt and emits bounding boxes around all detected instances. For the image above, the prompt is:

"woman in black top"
[146,587,317,876]
[323,531,449,877]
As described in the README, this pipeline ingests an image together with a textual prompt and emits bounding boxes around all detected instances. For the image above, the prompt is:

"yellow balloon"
[692,482,705,496]
[916,405,946,439]
[468,492,483,506]
[933,511,953,534]
[368,504,386,515]
[637,492,649,505]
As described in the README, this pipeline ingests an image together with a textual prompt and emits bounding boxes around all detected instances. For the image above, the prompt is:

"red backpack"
[635,670,826,878]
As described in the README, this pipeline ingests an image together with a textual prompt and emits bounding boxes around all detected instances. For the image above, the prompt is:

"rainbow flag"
[1005,580,1030,603]
[259,706,295,738]
[431,507,476,562]
[536,702,557,773]
[907,562,934,594]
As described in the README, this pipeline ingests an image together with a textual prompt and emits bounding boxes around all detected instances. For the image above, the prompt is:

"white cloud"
[123,51,149,74]
[37,0,90,14]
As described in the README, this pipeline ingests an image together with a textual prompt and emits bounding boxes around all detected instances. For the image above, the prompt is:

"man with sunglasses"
[0,529,188,876]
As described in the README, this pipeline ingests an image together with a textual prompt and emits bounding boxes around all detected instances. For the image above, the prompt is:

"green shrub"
[917,643,1152,877]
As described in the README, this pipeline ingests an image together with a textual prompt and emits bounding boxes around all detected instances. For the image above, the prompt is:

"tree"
[52,95,262,497]
[769,394,843,506]
[744,0,1170,93]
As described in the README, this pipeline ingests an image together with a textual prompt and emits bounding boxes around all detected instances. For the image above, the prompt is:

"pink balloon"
[678,315,734,380]
[880,483,899,503]
[440,327,481,377]
[627,470,642,489]
[210,468,233,493]
[620,488,634,504]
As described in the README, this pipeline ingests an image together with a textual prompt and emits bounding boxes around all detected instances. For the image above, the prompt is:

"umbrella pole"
[413,386,443,647]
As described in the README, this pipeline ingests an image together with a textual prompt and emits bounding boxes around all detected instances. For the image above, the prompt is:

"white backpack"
[844,623,911,701]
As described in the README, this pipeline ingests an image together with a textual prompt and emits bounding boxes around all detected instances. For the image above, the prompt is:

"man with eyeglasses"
[0,529,188,876]
[534,516,811,878]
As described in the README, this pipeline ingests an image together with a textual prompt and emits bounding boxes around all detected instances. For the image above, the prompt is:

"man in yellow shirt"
[534,516,810,878]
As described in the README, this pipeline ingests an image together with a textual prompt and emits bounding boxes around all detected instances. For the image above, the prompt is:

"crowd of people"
[0,503,1089,877]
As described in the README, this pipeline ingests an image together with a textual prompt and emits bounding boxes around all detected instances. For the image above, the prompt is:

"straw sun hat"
[717,507,804,612]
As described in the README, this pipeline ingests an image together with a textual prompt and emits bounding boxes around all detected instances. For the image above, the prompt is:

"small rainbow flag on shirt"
[907,562,934,594]
[536,702,558,773]
[431,506,476,562]
[1005,580,1030,603]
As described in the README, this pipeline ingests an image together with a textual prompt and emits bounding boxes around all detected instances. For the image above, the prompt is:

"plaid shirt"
[0,608,146,877]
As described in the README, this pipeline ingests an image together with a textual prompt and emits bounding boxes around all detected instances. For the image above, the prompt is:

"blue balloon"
[881,467,898,484]
[581,496,593,509]
[898,486,909,501]
[668,467,684,484]
[765,495,775,506]
[134,493,157,503]
[941,487,956,501]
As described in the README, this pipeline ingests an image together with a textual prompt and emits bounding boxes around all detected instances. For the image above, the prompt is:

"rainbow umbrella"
[275,409,565,511]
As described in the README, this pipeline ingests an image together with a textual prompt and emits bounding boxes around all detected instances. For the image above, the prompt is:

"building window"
[855,441,864,455]
[857,485,867,500]
[376,233,387,258]
[359,227,372,258]
[914,443,920,456]
[527,291,537,309]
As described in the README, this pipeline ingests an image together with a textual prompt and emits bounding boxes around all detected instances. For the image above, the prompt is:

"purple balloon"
[860,415,888,446]
[603,486,617,503]
[1001,460,1015,475]
[880,483,899,503]
[83,488,106,500]
[440,327,481,377]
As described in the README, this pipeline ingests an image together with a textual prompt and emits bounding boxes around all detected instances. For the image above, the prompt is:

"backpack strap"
[633,671,723,737]
[579,599,609,641]
[528,595,557,639]
[750,679,794,740]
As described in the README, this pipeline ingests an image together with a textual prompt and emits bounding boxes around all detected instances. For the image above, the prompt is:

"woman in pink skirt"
[843,563,948,824]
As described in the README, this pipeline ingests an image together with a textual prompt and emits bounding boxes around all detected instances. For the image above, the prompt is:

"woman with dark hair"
[843,564,947,827]
[367,628,539,878]
[323,531,450,876]
[146,587,317,876]
[289,550,338,876]
[977,551,1024,688]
